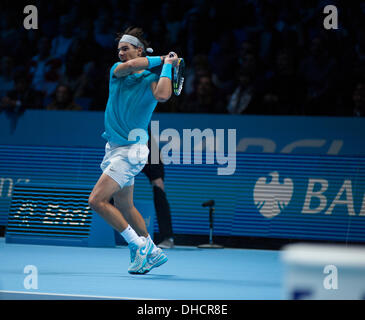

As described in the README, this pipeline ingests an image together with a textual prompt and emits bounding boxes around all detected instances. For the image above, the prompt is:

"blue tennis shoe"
[128,237,153,274]
[140,248,168,274]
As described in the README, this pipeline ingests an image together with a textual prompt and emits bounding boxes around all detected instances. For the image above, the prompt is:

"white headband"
[119,34,153,53]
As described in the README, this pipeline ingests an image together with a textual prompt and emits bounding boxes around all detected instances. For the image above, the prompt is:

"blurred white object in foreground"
[281,243,365,300]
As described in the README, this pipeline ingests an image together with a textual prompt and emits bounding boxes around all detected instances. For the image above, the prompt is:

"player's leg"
[96,141,148,244]
[89,173,151,273]
[113,183,167,274]
[113,184,148,238]
[89,173,146,247]
[88,173,129,232]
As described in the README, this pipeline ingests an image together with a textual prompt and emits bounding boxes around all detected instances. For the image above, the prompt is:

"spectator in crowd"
[180,73,225,113]
[298,34,338,116]
[29,37,62,100]
[161,0,183,47]
[226,66,261,115]
[0,11,18,58]
[352,81,365,117]
[94,14,115,50]
[238,40,257,66]
[179,8,212,64]
[0,0,364,117]
[38,2,62,38]
[50,15,75,60]
[349,31,365,83]
[59,56,96,109]
[57,19,103,108]
[260,49,305,115]
[184,54,211,96]
[255,1,281,67]
[46,84,82,111]
[12,30,41,65]
[1,73,43,112]
[239,50,265,82]
[60,56,98,110]
[0,56,15,99]
[127,0,148,26]
[89,67,110,111]
[71,19,103,64]
[148,18,170,56]
[209,30,239,96]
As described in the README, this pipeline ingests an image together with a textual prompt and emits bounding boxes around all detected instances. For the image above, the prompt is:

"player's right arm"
[113,56,165,78]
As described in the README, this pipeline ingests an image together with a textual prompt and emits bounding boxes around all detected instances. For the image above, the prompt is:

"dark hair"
[116,26,150,56]
[54,83,73,104]
[193,72,214,91]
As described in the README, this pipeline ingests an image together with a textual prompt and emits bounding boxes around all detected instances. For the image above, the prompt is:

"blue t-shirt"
[102,62,159,145]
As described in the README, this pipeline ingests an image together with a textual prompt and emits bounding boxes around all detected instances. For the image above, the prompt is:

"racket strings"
[173,58,185,96]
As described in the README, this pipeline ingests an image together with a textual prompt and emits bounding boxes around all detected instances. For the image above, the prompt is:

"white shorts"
[100,142,149,188]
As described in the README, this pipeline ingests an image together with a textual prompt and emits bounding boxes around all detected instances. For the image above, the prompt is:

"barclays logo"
[253,172,365,219]
[254,172,294,218]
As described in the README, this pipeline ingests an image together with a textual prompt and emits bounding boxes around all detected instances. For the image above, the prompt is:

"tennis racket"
[169,53,185,96]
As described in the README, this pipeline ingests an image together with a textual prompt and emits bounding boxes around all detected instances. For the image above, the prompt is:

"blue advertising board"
[0,110,364,243]
[231,154,365,242]
[1,110,365,155]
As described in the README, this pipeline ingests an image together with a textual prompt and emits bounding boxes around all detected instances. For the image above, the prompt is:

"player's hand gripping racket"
[169,52,185,96]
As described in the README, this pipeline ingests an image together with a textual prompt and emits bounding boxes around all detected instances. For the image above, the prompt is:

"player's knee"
[88,194,104,212]
[88,194,97,210]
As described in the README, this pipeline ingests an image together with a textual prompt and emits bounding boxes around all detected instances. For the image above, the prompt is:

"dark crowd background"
[0,0,365,117]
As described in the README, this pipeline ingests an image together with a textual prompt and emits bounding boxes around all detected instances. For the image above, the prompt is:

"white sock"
[121,225,144,246]
[147,234,159,254]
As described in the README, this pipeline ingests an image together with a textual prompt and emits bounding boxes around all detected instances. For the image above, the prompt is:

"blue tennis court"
[0,238,283,300]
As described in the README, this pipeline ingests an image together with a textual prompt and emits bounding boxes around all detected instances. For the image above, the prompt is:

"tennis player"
[88,27,178,274]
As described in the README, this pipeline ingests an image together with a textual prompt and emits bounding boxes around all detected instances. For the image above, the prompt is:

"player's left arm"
[150,53,178,103]
[151,77,172,103]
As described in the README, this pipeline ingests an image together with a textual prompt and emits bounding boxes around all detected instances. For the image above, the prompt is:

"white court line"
[0,290,161,300]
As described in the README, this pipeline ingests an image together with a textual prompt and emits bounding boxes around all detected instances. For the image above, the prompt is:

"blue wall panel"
[1,111,365,243]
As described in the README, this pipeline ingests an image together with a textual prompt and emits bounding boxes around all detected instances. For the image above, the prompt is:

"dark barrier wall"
[1,110,365,242]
